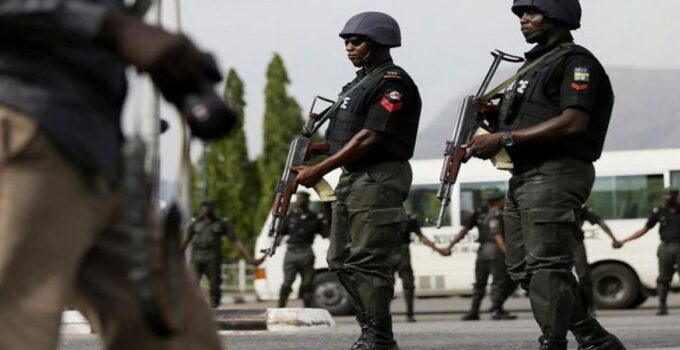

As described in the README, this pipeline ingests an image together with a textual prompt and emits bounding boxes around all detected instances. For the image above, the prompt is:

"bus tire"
[591,263,640,309]
[311,272,353,315]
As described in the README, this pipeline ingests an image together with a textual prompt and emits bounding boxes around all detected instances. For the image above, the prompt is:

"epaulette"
[383,70,402,79]
[653,207,660,214]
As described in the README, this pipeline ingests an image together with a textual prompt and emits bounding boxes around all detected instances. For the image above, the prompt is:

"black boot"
[348,313,369,350]
[570,316,626,350]
[301,292,313,308]
[491,306,517,320]
[404,289,416,323]
[656,284,669,316]
[461,295,482,321]
[359,314,399,350]
[538,336,568,350]
[278,290,289,308]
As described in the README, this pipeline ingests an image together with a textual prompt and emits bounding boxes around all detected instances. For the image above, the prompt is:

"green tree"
[198,68,261,261]
[255,53,304,232]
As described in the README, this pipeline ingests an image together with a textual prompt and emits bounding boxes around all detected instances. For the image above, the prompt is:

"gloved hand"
[98,12,236,140]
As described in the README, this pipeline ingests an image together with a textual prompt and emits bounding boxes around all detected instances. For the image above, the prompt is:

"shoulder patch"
[380,89,404,112]
[571,66,591,91]
[573,67,590,82]
[383,70,402,79]
[653,207,660,213]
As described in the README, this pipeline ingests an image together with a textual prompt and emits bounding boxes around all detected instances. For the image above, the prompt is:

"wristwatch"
[501,131,514,148]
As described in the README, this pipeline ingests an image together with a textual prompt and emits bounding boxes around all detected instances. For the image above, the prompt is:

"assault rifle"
[435,50,524,229]
[261,96,337,257]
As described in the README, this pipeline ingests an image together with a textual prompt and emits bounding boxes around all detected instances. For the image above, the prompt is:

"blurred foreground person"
[0,1,236,349]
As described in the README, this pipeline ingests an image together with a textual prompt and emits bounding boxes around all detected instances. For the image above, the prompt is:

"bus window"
[459,181,507,226]
[671,171,680,189]
[587,174,664,219]
[405,185,447,227]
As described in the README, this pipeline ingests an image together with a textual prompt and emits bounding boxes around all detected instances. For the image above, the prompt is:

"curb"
[60,308,335,335]
[215,308,336,332]
[61,311,91,335]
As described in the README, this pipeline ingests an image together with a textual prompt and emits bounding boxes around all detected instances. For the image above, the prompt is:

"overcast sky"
[143,0,680,182]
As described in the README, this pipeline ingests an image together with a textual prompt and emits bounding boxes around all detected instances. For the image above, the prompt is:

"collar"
[665,203,680,213]
[524,32,574,60]
[355,58,394,78]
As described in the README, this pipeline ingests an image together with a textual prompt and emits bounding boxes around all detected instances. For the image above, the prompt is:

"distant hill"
[414,67,680,159]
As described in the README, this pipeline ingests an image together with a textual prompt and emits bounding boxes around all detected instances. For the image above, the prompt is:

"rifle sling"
[311,61,395,134]
[478,43,572,103]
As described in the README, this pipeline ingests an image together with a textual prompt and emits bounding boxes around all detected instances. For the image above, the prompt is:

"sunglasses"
[344,36,366,47]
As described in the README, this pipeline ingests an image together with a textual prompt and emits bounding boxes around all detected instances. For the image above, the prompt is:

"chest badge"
[340,97,351,109]
[516,80,530,94]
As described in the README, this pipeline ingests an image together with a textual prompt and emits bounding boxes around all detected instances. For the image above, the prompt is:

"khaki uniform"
[187,217,236,307]
[0,109,220,350]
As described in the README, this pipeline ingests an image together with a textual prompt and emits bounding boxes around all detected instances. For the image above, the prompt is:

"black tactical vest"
[325,64,420,168]
[285,210,322,246]
[500,45,614,165]
[657,208,680,242]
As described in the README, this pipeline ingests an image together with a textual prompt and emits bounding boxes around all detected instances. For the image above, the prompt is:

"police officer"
[0,2,226,349]
[620,187,680,316]
[392,214,447,322]
[575,205,622,314]
[466,0,625,348]
[447,189,518,321]
[278,191,328,308]
[294,11,421,350]
[183,201,259,308]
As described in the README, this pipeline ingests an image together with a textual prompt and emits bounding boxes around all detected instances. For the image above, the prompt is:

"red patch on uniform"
[571,82,589,91]
[381,96,403,112]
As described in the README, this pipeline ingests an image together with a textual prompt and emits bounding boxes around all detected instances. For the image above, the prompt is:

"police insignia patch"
[573,67,590,82]
[383,71,402,79]
[380,90,403,112]
[571,82,589,91]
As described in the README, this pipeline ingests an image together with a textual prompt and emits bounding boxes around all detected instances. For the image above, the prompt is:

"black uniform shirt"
[282,209,324,246]
[0,0,127,184]
[485,208,505,240]
[576,206,601,240]
[325,60,421,169]
[524,39,605,115]
[504,33,613,165]
[645,205,680,243]
[463,206,489,242]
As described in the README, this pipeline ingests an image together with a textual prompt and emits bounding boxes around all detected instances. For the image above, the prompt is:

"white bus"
[254,148,680,315]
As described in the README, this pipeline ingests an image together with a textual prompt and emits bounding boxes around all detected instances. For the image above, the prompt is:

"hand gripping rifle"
[435,50,524,229]
[261,96,338,257]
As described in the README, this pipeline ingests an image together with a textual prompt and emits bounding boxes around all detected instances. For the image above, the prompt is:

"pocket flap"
[529,208,575,223]
[367,207,407,226]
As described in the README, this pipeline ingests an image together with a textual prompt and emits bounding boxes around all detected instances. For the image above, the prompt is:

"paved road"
[59,295,680,350]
